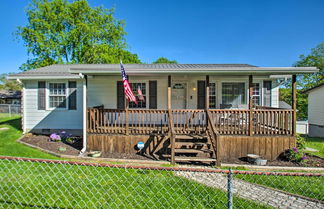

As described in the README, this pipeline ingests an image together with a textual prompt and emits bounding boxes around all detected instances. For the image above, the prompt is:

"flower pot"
[255,158,267,166]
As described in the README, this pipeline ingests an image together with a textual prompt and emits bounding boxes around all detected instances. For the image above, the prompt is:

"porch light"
[193,87,197,91]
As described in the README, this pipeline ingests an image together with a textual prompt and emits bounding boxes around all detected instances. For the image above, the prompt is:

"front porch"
[84,74,298,165]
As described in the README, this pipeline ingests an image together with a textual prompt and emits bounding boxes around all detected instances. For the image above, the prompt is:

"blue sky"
[0,0,323,73]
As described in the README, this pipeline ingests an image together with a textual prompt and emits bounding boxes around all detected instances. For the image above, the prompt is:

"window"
[49,83,66,108]
[252,83,261,106]
[129,83,146,108]
[209,83,217,108]
[222,83,246,107]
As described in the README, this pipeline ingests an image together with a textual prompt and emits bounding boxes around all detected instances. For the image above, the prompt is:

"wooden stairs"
[163,134,217,163]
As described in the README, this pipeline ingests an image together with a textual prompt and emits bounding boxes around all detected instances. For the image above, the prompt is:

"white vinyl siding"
[308,86,324,126]
[23,80,83,130]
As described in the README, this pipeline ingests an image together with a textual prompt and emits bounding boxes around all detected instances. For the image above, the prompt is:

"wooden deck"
[86,107,296,164]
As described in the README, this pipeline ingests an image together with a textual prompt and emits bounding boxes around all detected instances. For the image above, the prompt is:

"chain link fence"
[0,156,323,209]
[0,104,21,117]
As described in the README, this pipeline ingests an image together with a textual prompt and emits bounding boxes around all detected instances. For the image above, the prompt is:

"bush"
[286,135,308,163]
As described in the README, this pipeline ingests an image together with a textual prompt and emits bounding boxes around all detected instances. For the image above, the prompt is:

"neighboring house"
[304,83,324,137]
[9,64,318,164]
[0,90,21,104]
[279,101,291,109]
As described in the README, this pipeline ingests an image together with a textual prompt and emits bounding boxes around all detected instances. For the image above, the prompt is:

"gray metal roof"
[8,64,319,79]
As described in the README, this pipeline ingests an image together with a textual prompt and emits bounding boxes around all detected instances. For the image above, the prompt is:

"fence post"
[8,104,11,117]
[227,168,233,209]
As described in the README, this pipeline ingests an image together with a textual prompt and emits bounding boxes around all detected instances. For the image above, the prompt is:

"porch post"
[125,76,129,135]
[249,75,253,136]
[168,75,172,110]
[292,74,297,136]
[168,75,175,164]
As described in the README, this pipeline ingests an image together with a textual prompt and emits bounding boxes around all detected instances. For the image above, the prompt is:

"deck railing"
[87,108,294,136]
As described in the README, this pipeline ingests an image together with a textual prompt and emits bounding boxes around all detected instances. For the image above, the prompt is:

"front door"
[172,82,187,109]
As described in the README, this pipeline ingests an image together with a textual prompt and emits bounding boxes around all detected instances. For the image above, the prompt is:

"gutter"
[69,67,319,75]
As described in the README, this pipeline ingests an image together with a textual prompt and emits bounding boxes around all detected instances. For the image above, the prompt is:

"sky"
[0,0,323,74]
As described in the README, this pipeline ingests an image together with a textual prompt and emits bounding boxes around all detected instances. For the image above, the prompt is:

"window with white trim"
[252,83,261,106]
[49,83,66,108]
[129,83,146,108]
[209,83,217,108]
[222,83,246,106]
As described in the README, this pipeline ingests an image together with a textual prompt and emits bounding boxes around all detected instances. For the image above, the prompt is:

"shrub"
[286,135,308,163]
[49,133,61,142]
[287,147,307,163]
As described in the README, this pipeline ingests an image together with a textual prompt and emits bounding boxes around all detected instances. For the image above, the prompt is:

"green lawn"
[235,174,324,201]
[0,116,58,159]
[0,159,271,209]
[304,135,324,158]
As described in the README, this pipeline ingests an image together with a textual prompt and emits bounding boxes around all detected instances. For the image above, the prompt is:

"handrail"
[206,110,221,166]
[168,109,176,164]
[87,108,294,137]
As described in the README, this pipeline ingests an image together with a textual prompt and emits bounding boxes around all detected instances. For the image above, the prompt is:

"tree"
[0,74,22,91]
[17,0,140,71]
[280,43,323,120]
[295,43,324,89]
[152,57,177,64]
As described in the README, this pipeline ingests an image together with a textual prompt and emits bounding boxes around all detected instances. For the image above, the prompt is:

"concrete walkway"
[175,171,323,209]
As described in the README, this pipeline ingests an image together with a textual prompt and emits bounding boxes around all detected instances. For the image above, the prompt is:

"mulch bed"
[20,134,150,161]
[20,134,324,167]
[222,154,324,168]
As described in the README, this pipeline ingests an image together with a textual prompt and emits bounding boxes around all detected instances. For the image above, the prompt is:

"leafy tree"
[0,74,22,91]
[279,88,307,120]
[280,43,323,120]
[152,57,177,64]
[17,0,140,71]
[295,43,324,89]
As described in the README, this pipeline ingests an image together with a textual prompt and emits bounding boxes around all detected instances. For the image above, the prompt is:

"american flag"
[137,85,145,101]
[120,63,138,104]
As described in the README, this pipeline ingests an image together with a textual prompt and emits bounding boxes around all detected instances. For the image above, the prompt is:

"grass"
[303,135,324,158]
[0,116,58,159]
[235,174,324,201]
[0,160,271,209]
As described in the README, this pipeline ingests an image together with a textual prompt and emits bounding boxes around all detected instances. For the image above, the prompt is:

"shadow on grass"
[0,199,71,209]
[300,134,324,142]
[0,118,22,131]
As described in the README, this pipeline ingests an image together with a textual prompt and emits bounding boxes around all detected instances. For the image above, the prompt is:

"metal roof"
[8,64,319,79]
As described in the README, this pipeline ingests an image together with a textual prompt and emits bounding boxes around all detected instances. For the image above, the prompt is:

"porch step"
[176,142,211,147]
[175,135,206,139]
[174,148,212,154]
[174,157,216,162]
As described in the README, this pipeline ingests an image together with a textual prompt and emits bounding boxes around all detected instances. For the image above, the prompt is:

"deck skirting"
[87,134,296,161]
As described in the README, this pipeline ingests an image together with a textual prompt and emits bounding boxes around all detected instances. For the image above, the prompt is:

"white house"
[9,64,318,163]
[304,83,324,137]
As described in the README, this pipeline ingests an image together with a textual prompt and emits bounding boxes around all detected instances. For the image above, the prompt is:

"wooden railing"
[253,109,294,135]
[172,109,206,135]
[206,110,221,166]
[87,108,294,136]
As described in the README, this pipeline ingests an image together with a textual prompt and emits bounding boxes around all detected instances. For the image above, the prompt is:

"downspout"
[80,73,87,155]
[16,79,26,134]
